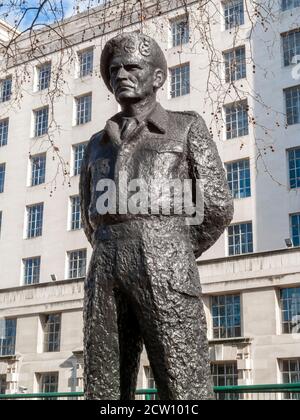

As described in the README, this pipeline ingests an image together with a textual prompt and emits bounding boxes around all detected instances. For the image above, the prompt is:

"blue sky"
[1,0,105,31]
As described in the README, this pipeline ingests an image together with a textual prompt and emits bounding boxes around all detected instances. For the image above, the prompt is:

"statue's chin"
[117,94,141,105]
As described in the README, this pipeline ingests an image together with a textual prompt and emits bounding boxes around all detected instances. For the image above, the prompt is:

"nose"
[116,66,128,80]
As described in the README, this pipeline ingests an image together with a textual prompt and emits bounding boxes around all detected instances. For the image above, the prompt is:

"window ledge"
[209,337,253,345]
[0,354,17,360]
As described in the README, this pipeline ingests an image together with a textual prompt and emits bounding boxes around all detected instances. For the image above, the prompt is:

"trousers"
[83,218,213,400]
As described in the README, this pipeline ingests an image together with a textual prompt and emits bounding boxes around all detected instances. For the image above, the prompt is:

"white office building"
[0,0,299,396]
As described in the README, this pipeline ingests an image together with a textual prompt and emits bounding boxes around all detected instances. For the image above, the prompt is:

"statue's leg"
[83,243,120,400]
[114,289,143,401]
[136,236,214,400]
[138,293,213,400]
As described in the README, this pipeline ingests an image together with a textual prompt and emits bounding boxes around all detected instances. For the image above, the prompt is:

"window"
[34,107,49,137]
[280,288,300,334]
[228,222,253,255]
[43,314,61,352]
[224,0,244,30]
[68,249,87,279]
[288,148,300,189]
[78,49,94,77]
[76,94,92,125]
[31,154,46,186]
[144,367,156,400]
[211,363,239,400]
[171,17,189,47]
[170,63,190,98]
[281,360,300,400]
[0,119,9,147]
[0,77,12,102]
[27,203,44,238]
[73,143,87,176]
[285,85,300,125]
[0,163,5,193]
[226,159,251,199]
[23,257,41,285]
[291,213,300,247]
[37,63,51,91]
[223,46,246,82]
[70,196,81,230]
[0,319,16,356]
[211,295,241,339]
[225,101,249,139]
[39,372,59,398]
[0,375,6,394]
[282,0,300,11]
[282,30,300,67]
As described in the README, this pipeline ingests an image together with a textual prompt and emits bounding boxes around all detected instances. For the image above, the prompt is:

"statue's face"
[109,55,157,104]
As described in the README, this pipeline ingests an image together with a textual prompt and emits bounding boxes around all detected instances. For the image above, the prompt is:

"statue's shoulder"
[165,110,204,135]
[89,130,105,145]
[85,130,105,151]
[166,109,202,125]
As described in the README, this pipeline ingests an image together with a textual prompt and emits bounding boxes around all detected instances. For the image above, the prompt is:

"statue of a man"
[79,32,233,400]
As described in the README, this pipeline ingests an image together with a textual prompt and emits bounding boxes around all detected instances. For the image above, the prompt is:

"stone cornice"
[3,0,197,68]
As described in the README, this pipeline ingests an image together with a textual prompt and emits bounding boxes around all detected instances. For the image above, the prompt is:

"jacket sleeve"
[187,115,234,259]
[79,138,95,247]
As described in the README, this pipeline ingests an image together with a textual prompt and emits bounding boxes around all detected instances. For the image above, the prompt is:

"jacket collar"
[146,102,168,134]
[104,102,168,146]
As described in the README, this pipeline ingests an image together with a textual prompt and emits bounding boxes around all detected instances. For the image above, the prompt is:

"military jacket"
[79,103,233,258]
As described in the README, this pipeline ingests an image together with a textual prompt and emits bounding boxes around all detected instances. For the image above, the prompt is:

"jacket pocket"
[143,140,184,154]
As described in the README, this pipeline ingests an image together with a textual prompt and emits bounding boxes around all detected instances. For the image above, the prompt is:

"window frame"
[67,249,87,279]
[23,256,41,285]
[37,62,51,91]
[290,213,300,247]
[226,158,251,199]
[78,48,94,78]
[42,314,61,353]
[26,203,44,239]
[72,143,87,176]
[228,221,253,256]
[0,163,6,193]
[223,45,246,83]
[0,77,12,103]
[0,119,9,147]
[170,15,190,48]
[169,63,190,99]
[282,0,300,11]
[285,85,300,126]
[31,153,46,187]
[223,0,245,31]
[288,147,300,189]
[70,195,81,231]
[211,294,242,339]
[75,93,92,126]
[33,106,49,137]
[224,100,249,140]
[0,319,17,357]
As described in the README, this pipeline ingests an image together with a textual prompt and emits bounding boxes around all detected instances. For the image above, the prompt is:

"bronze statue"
[79,32,233,400]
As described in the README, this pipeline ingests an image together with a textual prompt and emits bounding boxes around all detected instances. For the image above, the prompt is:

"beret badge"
[139,39,151,57]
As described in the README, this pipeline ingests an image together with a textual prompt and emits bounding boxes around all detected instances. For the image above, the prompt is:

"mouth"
[116,84,135,93]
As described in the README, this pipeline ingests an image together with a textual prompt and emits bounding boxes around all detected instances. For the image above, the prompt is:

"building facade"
[0,0,299,396]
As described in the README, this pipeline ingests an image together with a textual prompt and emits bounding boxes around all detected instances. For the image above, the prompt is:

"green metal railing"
[0,384,299,400]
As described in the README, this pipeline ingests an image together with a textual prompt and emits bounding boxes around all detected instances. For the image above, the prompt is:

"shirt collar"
[108,102,168,135]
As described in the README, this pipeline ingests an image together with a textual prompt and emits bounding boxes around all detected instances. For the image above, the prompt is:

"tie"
[120,117,138,140]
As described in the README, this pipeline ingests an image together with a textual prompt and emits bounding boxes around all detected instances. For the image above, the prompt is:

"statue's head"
[100,32,167,105]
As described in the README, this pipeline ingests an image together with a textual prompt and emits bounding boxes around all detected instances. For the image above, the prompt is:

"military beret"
[100,32,168,93]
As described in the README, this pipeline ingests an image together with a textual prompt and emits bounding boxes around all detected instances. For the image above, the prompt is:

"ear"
[153,69,165,90]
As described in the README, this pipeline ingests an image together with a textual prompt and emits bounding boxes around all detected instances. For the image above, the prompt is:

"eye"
[124,64,141,71]
[109,66,119,75]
